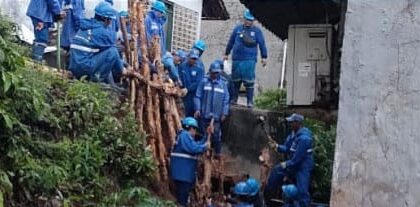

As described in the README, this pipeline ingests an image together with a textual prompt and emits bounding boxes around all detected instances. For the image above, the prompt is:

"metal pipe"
[280,40,287,89]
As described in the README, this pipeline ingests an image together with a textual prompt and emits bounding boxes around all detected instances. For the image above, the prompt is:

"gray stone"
[331,1,420,206]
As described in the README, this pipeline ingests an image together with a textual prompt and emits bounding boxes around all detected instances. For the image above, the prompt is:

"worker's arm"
[179,133,207,154]
[72,1,85,31]
[285,137,312,168]
[163,55,180,82]
[224,26,238,56]
[256,28,268,59]
[277,134,294,153]
[47,0,62,15]
[222,83,230,116]
[194,80,204,113]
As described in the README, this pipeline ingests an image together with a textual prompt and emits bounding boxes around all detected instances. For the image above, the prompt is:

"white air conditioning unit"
[286,24,332,106]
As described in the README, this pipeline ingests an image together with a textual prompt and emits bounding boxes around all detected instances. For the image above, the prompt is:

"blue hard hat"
[193,39,207,52]
[152,0,167,15]
[175,49,187,62]
[233,181,250,196]
[209,60,222,73]
[188,49,200,59]
[246,177,260,196]
[282,184,299,199]
[244,9,255,21]
[119,11,129,17]
[95,1,116,19]
[105,0,113,5]
[285,113,304,123]
[214,59,224,71]
[182,117,198,129]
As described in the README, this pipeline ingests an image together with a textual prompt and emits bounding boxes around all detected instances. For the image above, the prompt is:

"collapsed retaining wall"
[331,1,420,206]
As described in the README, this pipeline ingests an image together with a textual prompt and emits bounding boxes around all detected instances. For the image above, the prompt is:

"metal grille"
[171,4,200,51]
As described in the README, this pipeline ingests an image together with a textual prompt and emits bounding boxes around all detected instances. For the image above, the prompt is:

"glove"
[261,58,267,67]
[280,162,287,169]
[268,139,277,150]
[194,110,201,119]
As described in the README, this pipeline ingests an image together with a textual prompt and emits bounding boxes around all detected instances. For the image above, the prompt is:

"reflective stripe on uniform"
[63,4,73,9]
[74,35,90,42]
[34,41,48,47]
[70,44,100,53]
[214,88,224,93]
[171,152,198,160]
[290,148,313,153]
[204,86,212,91]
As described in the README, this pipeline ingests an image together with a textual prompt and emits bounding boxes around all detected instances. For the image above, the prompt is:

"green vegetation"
[0,15,174,206]
[255,88,286,110]
[305,119,336,203]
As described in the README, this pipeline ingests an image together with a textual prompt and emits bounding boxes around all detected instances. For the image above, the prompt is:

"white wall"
[331,0,420,206]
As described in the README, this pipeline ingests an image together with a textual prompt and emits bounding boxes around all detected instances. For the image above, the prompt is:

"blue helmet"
[105,0,113,5]
[233,181,250,196]
[246,177,260,196]
[193,39,207,52]
[244,9,255,21]
[95,1,116,19]
[214,59,224,71]
[282,184,299,199]
[182,117,198,129]
[152,0,167,15]
[209,60,222,73]
[119,11,129,17]
[188,49,200,59]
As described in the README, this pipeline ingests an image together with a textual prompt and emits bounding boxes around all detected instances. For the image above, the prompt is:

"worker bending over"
[68,2,129,85]
[265,113,314,207]
[162,50,187,85]
[194,60,229,157]
[224,9,268,108]
[179,49,205,117]
[169,117,208,207]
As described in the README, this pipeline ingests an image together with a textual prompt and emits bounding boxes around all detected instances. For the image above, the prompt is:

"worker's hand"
[35,22,44,31]
[221,115,226,122]
[268,139,277,150]
[261,58,267,67]
[280,162,287,169]
[206,197,213,206]
[223,55,229,61]
[194,110,201,119]
[180,88,188,96]
[206,124,214,135]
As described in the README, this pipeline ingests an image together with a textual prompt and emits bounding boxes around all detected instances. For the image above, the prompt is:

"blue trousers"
[265,164,312,207]
[174,180,193,207]
[31,17,50,61]
[231,60,256,106]
[199,119,222,155]
[182,93,195,117]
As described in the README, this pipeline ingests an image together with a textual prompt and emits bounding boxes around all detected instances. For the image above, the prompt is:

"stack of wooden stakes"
[121,0,218,204]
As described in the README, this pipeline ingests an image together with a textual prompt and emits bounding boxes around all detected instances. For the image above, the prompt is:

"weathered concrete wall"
[331,1,420,206]
[200,0,283,93]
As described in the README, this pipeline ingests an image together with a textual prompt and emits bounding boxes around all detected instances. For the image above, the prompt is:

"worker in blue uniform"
[264,113,314,207]
[145,0,167,55]
[224,9,268,108]
[170,117,208,207]
[194,60,229,157]
[26,0,65,62]
[60,0,85,51]
[179,49,205,117]
[68,1,129,86]
[233,181,254,207]
[162,49,187,85]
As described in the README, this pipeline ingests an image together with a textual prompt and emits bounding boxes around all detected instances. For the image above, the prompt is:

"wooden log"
[136,1,150,78]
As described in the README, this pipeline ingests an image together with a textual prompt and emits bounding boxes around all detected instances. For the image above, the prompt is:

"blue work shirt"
[194,76,230,122]
[170,130,207,183]
[162,52,180,82]
[277,127,314,170]
[225,24,267,61]
[69,18,124,81]
[61,0,85,49]
[145,10,166,55]
[27,0,62,24]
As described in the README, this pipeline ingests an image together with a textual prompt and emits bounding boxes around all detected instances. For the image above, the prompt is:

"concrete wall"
[331,1,420,206]
[200,0,283,93]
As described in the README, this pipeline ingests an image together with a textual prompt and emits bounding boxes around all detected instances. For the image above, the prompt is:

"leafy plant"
[255,89,286,110]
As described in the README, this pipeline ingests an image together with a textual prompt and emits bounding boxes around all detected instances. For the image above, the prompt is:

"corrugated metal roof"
[240,0,344,39]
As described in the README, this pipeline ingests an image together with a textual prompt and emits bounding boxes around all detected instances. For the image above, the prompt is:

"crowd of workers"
[26,0,313,206]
